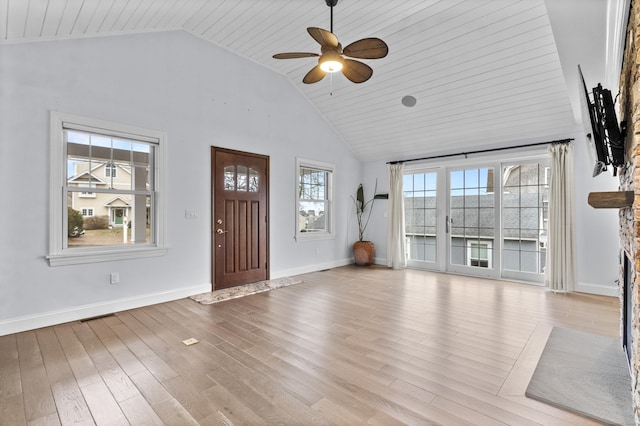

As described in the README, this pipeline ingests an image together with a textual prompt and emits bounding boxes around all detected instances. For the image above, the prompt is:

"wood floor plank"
[199,383,268,426]
[35,328,75,385]
[115,311,218,393]
[69,321,141,403]
[206,366,300,425]
[53,325,102,389]
[151,397,200,425]
[128,369,173,407]
[80,380,129,425]
[98,316,178,383]
[50,379,94,426]
[0,393,26,425]
[74,320,146,378]
[0,334,21,399]
[211,341,332,425]
[118,394,164,425]
[27,412,62,426]
[2,266,623,425]
[16,331,57,422]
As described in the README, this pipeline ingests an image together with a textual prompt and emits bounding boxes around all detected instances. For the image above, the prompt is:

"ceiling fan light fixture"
[319,51,344,73]
[272,0,387,84]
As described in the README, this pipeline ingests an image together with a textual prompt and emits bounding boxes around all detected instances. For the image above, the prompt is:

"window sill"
[47,246,168,266]
[296,233,335,242]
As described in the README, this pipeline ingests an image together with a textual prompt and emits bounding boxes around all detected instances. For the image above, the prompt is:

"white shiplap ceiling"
[0,0,610,162]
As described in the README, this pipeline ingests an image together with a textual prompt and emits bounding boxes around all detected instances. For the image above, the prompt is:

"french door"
[404,160,548,283]
[404,166,498,278]
[447,166,499,278]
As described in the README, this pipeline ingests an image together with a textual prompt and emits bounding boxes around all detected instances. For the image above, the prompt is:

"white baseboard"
[576,282,620,297]
[273,258,354,279]
[0,284,211,336]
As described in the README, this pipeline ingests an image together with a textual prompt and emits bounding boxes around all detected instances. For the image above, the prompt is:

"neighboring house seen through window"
[48,112,167,266]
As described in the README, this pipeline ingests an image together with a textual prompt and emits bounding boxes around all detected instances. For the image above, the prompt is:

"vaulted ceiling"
[0,0,616,162]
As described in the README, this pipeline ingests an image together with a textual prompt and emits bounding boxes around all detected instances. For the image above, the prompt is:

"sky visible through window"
[404,168,491,196]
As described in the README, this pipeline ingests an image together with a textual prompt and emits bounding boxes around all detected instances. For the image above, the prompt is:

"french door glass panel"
[404,172,438,265]
[501,162,548,282]
[449,167,496,276]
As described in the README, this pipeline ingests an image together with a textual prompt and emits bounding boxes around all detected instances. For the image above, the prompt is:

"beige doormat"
[190,277,303,305]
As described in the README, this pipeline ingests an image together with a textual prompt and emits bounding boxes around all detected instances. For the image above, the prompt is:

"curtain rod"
[387,138,574,165]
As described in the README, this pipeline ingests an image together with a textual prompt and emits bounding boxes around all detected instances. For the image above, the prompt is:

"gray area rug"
[526,327,634,425]
[190,277,303,305]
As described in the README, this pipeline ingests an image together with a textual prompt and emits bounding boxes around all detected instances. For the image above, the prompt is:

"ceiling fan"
[272,0,388,84]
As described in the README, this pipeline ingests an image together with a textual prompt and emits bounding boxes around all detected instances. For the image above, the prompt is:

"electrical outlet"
[185,209,198,220]
[110,272,120,285]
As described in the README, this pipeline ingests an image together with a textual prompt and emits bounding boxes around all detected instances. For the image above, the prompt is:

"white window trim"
[48,111,167,266]
[295,157,335,241]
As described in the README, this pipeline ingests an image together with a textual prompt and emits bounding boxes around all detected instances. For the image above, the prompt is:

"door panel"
[404,170,442,269]
[213,148,269,290]
[447,166,498,278]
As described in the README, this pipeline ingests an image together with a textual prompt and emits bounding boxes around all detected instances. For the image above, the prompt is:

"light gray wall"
[0,30,361,334]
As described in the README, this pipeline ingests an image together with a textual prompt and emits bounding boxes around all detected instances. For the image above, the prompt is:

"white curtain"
[545,142,576,292]
[387,163,406,269]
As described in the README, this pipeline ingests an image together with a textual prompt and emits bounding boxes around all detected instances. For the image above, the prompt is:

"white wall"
[0,31,361,335]
[362,131,622,296]
[571,131,622,295]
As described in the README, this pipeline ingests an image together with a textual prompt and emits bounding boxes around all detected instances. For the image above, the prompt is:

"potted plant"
[352,182,386,266]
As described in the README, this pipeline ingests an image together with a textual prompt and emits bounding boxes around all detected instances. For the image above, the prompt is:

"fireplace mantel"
[587,191,634,209]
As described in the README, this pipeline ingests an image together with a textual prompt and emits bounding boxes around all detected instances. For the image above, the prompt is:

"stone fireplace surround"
[620,1,640,422]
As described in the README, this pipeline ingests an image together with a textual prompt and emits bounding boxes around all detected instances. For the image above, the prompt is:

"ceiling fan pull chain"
[330,72,334,96]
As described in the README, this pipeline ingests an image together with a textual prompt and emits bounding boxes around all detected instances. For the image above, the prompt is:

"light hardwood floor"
[0,266,621,425]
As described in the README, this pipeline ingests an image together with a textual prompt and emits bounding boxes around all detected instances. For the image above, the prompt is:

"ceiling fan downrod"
[326,0,338,33]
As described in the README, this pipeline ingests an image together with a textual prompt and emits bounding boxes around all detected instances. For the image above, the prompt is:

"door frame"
[211,147,270,291]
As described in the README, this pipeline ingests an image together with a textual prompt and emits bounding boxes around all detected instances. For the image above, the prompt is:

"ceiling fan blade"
[341,59,373,83]
[303,65,326,84]
[307,27,339,48]
[273,52,320,59]
[343,38,388,59]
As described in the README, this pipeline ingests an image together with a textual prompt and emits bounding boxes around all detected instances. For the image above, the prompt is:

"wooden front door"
[212,147,269,290]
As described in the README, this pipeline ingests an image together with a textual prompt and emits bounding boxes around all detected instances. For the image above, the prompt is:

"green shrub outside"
[83,215,109,230]
[67,207,84,236]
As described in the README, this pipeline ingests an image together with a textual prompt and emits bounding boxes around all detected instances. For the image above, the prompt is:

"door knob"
[216,229,227,234]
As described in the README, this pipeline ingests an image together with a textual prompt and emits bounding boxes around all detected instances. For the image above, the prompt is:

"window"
[224,165,259,192]
[296,158,334,240]
[105,165,117,178]
[48,112,167,266]
[468,240,491,268]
